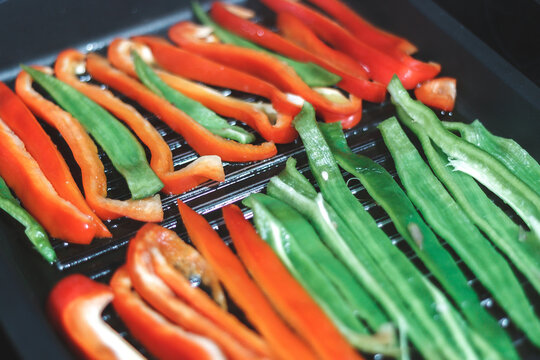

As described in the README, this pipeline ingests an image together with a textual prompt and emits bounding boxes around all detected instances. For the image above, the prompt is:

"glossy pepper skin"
[0,113,95,244]
[177,201,318,360]
[126,223,270,360]
[86,52,277,162]
[210,2,386,103]
[16,69,164,222]
[169,21,363,129]
[0,81,108,239]
[129,36,300,117]
[0,176,56,262]
[261,0,440,89]
[222,204,362,360]
[131,36,298,143]
[110,267,225,360]
[22,65,164,200]
[47,274,145,360]
[54,49,225,196]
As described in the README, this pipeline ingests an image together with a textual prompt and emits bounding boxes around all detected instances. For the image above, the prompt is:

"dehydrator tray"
[0,0,539,358]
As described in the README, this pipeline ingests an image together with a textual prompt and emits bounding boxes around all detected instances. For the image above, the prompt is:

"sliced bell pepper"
[110,267,225,360]
[177,200,318,360]
[21,65,164,200]
[126,223,270,360]
[47,274,145,360]
[414,77,456,112]
[54,49,225,196]
[0,81,109,238]
[169,21,363,129]
[16,69,163,222]
[0,115,95,243]
[210,2,386,103]
[129,36,300,117]
[0,176,56,262]
[86,53,277,162]
[305,0,418,56]
[222,204,362,360]
[192,1,341,88]
[261,0,440,89]
[132,36,297,143]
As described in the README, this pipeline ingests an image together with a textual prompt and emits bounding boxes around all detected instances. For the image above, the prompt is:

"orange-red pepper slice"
[85,52,277,162]
[0,81,107,239]
[47,274,145,360]
[222,204,363,360]
[16,69,163,222]
[110,267,225,360]
[177,200,318,360]
[54,49,225,195]
[126,223,269,360]
[211,2,386,103]
[112,37,297,144]
[169,21,363,129]
[414,77,457,112]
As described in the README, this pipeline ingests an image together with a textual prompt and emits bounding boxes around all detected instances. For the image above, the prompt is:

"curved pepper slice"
[16,69,163,222]
[261,0,440,89]
[0,82,108,238]
[54,49,225,195]
[222,204,362,360]
[86,53,277,162]
[140,223,271,357]
[113,36,297,144]
[47,274,145,360]
[0,115,94,243]
[21,65,164,200]
[110,267,225,360]
[126,223,270,360]
[305,0,418,56]
[169,21,363,128]
[210,2,386,103]
[414,77,457,112]
[130,36,300,117]
[177,200,318,360]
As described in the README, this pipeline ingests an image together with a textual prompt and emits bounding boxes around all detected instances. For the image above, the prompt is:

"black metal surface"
[0,0,539,359]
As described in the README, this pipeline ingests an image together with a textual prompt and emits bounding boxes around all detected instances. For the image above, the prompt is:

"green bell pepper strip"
[0,177,56,262]
[192,2,341,88]
[318,121,516,358]
[22,66,163,200]
[388,75,540,239]
[244,193,401,356]
[380,115,540,349]
[293,103,482,360]
[132,52,255,144]
[444,120,540,196]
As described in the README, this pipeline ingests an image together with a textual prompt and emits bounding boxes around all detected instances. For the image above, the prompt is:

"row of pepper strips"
[0,0,446,261]
[48,201,362,360]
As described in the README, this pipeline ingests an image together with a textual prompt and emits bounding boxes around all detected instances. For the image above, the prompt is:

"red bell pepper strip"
[86,52,277,162]
[47,274,145,360]
[169,21,363,129]
[261,0,440,89]
[110,267,225,360]
[129,36,300,117]
[126,223,270,360]
[210,2,386,103]
[305,0,418,56]
[0,81,108,239]
[54,49,225,195]
[414,77,457,112]
[114,37,297,144]
[0,114,95,243]
[139,223,271,357]
[16,69,163,222]
[177,200,319,360]
[222,204,362,360]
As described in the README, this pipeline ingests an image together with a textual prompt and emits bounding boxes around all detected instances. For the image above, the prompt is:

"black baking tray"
[1,0,539,359]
